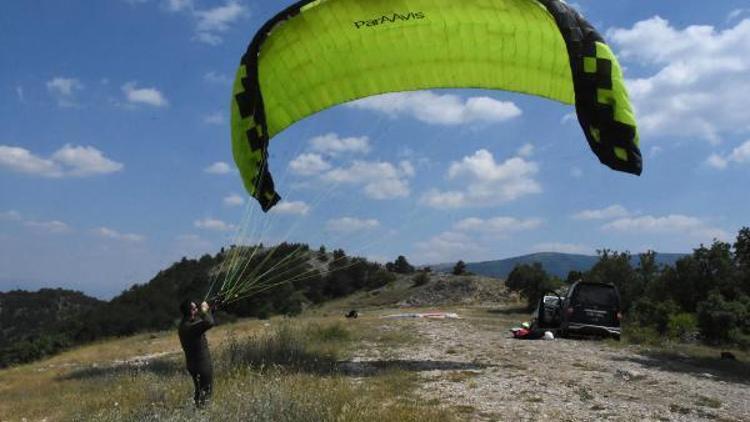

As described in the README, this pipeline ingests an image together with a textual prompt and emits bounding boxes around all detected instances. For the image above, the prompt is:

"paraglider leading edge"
[231,0,642,212]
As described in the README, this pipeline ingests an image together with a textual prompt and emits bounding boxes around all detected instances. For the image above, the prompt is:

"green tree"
[506,263,562,310]
[412,272,430,287]
[452,260,467,275]
[664,241,735,312]
[586,249,640,312]
[733,227,750,296]
[629,298,680,335]
[317,245,328,262]
[637,250,660,287]
[696,291,749,345]
[391,255,415,274]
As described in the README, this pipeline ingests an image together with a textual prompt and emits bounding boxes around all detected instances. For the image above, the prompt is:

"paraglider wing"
[231,0,641,211]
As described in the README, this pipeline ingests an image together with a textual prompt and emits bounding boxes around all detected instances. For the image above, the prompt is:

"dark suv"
[559,281,622,339]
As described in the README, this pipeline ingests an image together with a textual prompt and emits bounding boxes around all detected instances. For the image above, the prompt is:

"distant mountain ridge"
[432,252,688,279]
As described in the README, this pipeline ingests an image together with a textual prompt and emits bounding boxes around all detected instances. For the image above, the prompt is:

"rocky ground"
[347,309,750,422]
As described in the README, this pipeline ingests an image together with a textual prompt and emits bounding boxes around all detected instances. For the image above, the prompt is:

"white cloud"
[24,220,71,234]
[193,1,246,45]
[93,227,145,242]
[413,216,540,263]
[2,211,73,235]
[175,233,213,256]
[0,144,122,178]
[51,145,124,176]
[573,205,632,221]
[0,146,61,177]
[399,160,415,177]
[204,161,232,174]
[203,112,225,125]
[325,217,379,233]
[413,231,485,264]
[728,141,750,163]
[649,146,664,159]
[309,133,370,156]
[532,242,591,255]
[706,153,728,170]
[0,210,22,221]
[727,9,749,22]
[421,149,541,209]
[16,86,25,103]
[322,160,413,199]
[165,0,192,12]
[122,82,168,107]
[204,71,232,85]
[560,112,577,125]
[349,91,522,125]
[46,77,83,107]
[608,17,750,143]
[707,140,750,169]
[517,143,535,158]
[270,200,310,216]
[223,193,244,207]
[455,216,543,236]
[159,0,246,45]
[194,218,235,232]
[194,32,222,46]
[289,153,331,175]
[603,214,728,241]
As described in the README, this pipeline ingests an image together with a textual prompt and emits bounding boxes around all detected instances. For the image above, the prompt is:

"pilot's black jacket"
[178,311,214,406]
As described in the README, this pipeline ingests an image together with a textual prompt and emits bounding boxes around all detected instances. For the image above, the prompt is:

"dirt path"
[351,313,749,422]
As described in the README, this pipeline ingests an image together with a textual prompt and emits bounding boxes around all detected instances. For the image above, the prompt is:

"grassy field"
[3,284,748,421]
[0,312,456,421]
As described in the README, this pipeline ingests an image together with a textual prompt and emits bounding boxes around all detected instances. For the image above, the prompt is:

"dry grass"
[0,314,456,422]
[445,371,480,383]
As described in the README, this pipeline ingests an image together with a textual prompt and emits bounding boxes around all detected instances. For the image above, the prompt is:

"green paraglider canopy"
[231,0,642,211]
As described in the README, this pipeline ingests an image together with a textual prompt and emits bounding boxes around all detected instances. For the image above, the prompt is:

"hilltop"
[0,289,103,367]
[432,251,688,279]
[2,290,748,421]
[0,244,507,367]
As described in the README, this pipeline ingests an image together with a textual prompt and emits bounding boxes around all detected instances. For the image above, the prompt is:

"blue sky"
[1,0,749,298]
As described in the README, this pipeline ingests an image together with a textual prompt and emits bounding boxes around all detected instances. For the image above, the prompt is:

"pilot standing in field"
[178,299,215,407]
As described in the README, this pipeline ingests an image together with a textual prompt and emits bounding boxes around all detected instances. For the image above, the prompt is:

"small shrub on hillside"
[696,292,749,345]
[667,313,699,342]
[623,324,662,346]
[310,322,351,342]
[222,323,341,374]
[452,260,466,275]
[630,298,681,335]
[412,272,430,287]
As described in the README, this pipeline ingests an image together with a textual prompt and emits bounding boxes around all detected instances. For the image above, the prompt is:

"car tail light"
[565,307,574,316]
[616,312,622,321]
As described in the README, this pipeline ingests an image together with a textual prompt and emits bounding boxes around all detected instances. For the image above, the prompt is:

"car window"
[572,284,618,307]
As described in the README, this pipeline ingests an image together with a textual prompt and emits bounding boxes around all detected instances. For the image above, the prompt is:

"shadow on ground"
[612,351,750,386]
[485,306,528,316]
[336,359,493,376]
[57,357,183,381]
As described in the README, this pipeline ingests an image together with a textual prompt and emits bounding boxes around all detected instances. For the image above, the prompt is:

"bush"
[412,272,430,287]
[452,260,466,275]
[667,313,699,342]
[506,263,562,311]
[623,324,662,346]
[630,298,681,335]
[696,292,749,345]
[310,322,351,342]
[222,323,344,374]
